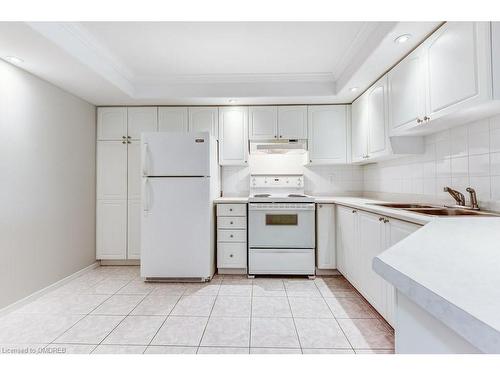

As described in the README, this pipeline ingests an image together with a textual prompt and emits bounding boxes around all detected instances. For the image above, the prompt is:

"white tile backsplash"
[221,154,363,197]
[363,115,500,210]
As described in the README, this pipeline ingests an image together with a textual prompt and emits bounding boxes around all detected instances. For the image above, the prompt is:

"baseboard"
[0,261,99,317]
[315,268,341,276]
[217,268,247,275]
[100,259,140,266]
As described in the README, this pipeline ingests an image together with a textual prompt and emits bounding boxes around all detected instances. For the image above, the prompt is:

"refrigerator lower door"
[141,177,214,279]
[142,132,210,177]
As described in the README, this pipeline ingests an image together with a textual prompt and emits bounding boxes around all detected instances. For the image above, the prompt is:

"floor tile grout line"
[143,288,186,353]
[284,280,304,354]
[315,277,356,353]
[89,285,155,354]
[248,276,255,353]
[195,278,221,353]
[44,276,139,350]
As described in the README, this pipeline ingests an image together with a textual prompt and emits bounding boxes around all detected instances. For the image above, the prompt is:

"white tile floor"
[0,266,394,354]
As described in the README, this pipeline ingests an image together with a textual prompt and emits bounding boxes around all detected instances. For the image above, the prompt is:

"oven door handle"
[248,205,315,211]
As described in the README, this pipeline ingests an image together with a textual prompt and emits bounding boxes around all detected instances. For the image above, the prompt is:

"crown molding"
[135,72,335,85]
[26,22,135,96]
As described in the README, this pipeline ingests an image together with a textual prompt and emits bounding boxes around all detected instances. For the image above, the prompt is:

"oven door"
[248,203,315,248]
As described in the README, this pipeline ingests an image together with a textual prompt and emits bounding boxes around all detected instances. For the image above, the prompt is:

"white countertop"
[373,218,500,353]
[214,196,432,225]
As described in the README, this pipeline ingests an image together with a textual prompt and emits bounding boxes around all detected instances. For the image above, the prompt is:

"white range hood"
[250,139,307,154]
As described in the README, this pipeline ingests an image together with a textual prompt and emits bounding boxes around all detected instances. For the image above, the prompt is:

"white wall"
[0,60,96,308]
[221,153,363,196]
[364,115,500,211]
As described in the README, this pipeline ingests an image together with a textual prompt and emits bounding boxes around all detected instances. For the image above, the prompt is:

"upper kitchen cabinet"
[424,22,490,122]
[388,48,426,133]
[97,107,127,140]
[219,107,249,165]
[158,107,188,132]
[351,94,368,163]
[390,22,500,135]
[127,107,158,140]
[249,106,278,140]
[367,76,389,158]
[188,107,219,138]
[308,105,349,164]
[278,106,307,139]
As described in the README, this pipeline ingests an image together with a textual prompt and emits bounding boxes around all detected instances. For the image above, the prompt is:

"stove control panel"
[251,175,304,188]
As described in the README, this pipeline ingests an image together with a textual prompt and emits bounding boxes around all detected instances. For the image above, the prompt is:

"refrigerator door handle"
[143,178,151,213]
[142,142,149,176]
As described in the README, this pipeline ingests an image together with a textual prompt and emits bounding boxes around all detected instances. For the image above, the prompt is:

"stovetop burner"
[253,194,271,198]
[288,194,306,198]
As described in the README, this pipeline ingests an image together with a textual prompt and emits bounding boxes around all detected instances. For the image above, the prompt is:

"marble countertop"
[373,218,500,353]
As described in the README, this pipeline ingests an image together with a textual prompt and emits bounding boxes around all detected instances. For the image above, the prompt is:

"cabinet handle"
[319,204,323,208]
[416,118,423,124]
[384,219,389,223]
[229,234,234,238]
[142,143,149,176]
[122,140,126,144]
[122,136,126,139]
[424,116,431,122]
[229,254,234,258]
[352,210,357,213]
[127,140,131,144]
[279,135,283,138]
[143,178,150,212]
[229,208,233,212]
[230,221,234,225]
[127,136,131,139]
[379,217,384,221]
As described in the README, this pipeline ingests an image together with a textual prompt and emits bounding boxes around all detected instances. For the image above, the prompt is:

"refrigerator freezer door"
[142,132,210,177]
[141,177,214,278]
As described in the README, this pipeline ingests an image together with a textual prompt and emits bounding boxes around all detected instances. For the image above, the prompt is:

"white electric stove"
[248,174,316,277]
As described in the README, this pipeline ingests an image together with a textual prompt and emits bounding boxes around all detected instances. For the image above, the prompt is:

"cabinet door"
[97,107,127,140]
[278,106,307,139]
[335,205,357,280]
[127,141,141,201]
[158,107,188,132]
[316,204,336,269]
[127,199,141,260]
[384,218,420,326]
[188,107,219,138]
[97,141,127,200]
[357,211,385,313]
[127,107,158,140]
[351,94,368,162]
[308,105,348,164]
[388,48,426,133]
[219,107,249,165]
[367,76,389,157]
[424,22,490,121]
[249,106,277,140]
[96,199,127,259]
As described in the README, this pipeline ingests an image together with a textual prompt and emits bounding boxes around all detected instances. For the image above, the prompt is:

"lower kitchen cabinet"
[216,203,247,272]
[127,200,142,260]
[336,205,420,326]
[96,199,127,259]
[316,203,336,270]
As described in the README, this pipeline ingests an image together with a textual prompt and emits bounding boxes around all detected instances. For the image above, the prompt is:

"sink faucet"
[443,187,466,206]
[466,187,480,210]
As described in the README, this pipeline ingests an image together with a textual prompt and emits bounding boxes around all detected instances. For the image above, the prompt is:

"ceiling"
[0,21,441,105]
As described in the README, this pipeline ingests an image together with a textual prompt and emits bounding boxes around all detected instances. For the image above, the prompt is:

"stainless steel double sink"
[369,203,499,217]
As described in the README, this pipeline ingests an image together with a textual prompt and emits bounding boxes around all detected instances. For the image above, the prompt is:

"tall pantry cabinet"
[96,107,158,260]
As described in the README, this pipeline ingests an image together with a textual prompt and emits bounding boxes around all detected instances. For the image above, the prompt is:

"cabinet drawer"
[218,229,246,242]
[217,204,246,217]
[217,243,247,268]
[217,216,247,229]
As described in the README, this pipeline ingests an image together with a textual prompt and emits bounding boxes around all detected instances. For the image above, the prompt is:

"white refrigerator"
[141,132,219,280]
